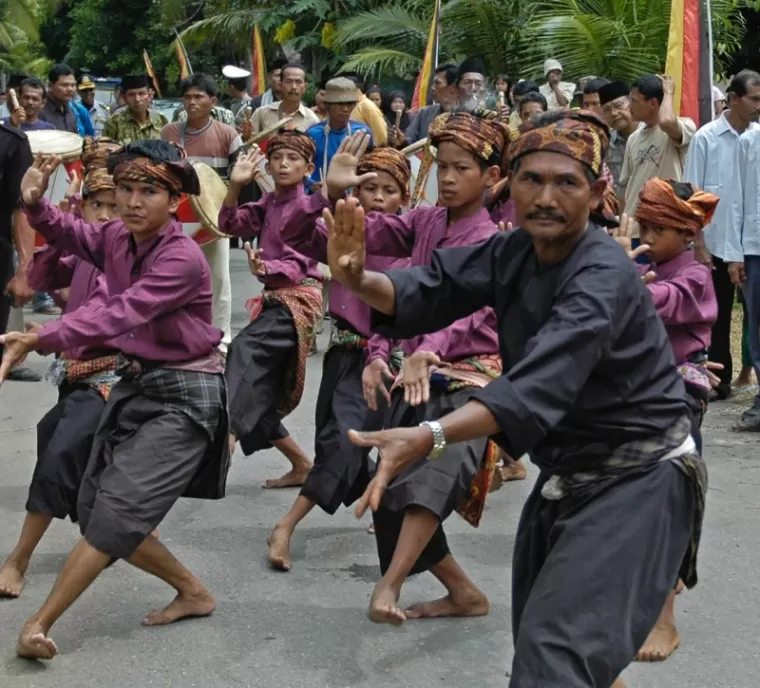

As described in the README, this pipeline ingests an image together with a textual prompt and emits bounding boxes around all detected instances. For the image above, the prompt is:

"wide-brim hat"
[323,77,360,104]
[544,59,563,76]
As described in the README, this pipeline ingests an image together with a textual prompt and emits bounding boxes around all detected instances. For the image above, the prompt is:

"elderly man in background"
[402,63,459,145]
[250,63,318,135]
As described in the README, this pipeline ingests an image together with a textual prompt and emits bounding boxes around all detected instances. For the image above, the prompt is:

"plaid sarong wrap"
[328,322,369,351]
[109,355,230,500]
[245,279,323,417]
[388,346,404,376]
[392,353,504,528]
[540,413,706,589]
[47,355,120,400]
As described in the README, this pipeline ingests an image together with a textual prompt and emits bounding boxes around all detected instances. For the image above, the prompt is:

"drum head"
[26,130,84,162]
[189,162,228,237]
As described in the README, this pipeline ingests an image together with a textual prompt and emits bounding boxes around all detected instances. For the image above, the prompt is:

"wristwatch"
[419,420,447,460]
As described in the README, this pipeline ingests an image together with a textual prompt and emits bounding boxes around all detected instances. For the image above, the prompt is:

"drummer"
[2,78,56,132]
[161,73,243,355]
[249,63,319,137]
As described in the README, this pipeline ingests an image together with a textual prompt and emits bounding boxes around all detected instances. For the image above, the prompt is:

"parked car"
[152,98,182,121]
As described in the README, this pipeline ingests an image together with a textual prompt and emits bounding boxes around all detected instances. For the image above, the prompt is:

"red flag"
[174,30,192,80]
[142,50,162,98]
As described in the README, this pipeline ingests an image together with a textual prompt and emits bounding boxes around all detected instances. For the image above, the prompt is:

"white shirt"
[539,81,576,110]
[684,113,760,261]
[724,126,760,261]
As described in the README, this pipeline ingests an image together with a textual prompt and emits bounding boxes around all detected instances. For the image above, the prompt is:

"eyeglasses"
[602,97,631,114]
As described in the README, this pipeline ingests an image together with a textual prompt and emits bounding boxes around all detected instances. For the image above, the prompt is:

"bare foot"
[611,680,626,688]
[635,623,680,662]
[0,562,26,598]
[488,467,504,493]
[141,589,216,626]
[16,619,58,660]
[499,458,528,482]
[368,582,406,626]
[367,522,375,535]
[228,433,237,457]
[267,523,293,571]
[675,579,685,595]
[263,468,310,489]
[405,587,489,620]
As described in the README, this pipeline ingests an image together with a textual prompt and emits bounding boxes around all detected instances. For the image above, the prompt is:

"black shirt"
[0,122,33,245]
[373,225,691,475]
[38,98,78,133]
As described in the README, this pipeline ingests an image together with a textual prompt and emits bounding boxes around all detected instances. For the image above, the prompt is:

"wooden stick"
[7,88,19,113]
[395,109,402,130]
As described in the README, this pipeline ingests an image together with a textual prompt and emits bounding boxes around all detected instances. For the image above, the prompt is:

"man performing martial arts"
[267,144,412,570]
[0,159,119,599]
[220,131,323,488]
[0,140,230,661]
[325,111,706,688]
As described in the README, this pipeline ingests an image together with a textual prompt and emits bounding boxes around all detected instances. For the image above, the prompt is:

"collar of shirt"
[127,220,178,261]
[124,108,160,128]
[45,98,70,116]
[651,248,696,279]
[263,101,309,119]
[270,184,304,205]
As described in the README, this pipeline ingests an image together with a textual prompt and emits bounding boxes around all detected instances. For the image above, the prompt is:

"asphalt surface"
[0,249,758,687]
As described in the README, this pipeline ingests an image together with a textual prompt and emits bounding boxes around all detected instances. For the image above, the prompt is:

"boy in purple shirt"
[629,177,719,664]
[281,115,508,623]
[0,140,229,661]
[219,130,323,489]
[267,144,410,570]
[0,166,119,600]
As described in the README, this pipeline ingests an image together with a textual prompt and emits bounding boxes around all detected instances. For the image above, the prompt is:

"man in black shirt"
[38,64,78,134]
[0,122,35,354]
[324,110,705,687]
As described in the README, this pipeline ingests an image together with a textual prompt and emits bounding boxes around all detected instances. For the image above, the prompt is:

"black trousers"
[709,256,736,397]
[509,462,694,687]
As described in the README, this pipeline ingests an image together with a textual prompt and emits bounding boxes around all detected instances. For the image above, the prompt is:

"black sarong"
[27,383,105,521]
[372,386,488,576]
[509,461,694,687]
[226,302,293,455]
[300,345,386,514]
[78,367,229,560]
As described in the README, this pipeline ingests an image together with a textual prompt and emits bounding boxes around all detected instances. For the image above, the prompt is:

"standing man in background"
[38,64,78,134]
[77,75,110,135]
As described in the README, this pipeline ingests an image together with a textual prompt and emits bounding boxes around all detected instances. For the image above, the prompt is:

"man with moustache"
[599,80,641,205]
[456,56,488,113]
[403,63,459,145]
[250,63,319,135]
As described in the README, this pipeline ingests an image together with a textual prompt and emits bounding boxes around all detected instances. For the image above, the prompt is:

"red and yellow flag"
[410,0,441,112]
[142,50,162,98]
[251,24,267,97]
[174,29,193,80]
[666,0,713,125]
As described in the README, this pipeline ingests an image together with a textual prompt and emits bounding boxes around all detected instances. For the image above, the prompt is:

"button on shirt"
[251,101,319,136]
[684,114,760,261]
[724,126,760,261]
[38,98,78,133]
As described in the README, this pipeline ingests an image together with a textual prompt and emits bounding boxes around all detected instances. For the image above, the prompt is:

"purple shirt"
[284,194,500,362]
[28,244,114,360]
[218,184,322,290]
[490,197,517,228]
[643,249,717,363]
[27,198,223,362]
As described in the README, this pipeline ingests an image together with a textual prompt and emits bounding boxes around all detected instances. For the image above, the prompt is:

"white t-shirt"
[621,117,697,219]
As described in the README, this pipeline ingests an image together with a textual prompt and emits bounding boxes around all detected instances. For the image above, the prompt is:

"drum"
[27,131,84,246]
[175,162,230,246]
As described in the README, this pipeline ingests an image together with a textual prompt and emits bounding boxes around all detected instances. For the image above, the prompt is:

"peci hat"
[120,75,150,92]
[598,80,630,106]
[543,59,563,76]
[457,56,487,82]
[77,74,96,91]
[222,65,251,80]
[323,77,361,104]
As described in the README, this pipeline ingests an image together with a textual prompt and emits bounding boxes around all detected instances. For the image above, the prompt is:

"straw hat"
[323,77,360,104]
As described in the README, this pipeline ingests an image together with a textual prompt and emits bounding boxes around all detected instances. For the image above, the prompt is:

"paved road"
[0,250,758,687]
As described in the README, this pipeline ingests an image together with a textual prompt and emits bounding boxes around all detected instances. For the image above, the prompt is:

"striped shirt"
[160,120,242,180]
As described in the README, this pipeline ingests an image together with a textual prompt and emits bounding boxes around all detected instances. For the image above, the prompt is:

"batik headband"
[635,178,719,233]
[428,111,510,166]
[267,129,317,163]
[357,147,411,191]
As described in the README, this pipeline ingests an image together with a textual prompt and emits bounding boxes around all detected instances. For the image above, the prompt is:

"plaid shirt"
[103,108,169,145]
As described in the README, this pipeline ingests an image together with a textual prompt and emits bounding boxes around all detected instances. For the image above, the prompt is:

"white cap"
[712,84,726,102]
[222,65,251,79]
[543,59,563,76]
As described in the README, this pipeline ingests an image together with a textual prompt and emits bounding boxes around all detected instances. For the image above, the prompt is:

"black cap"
[598,80,630,106]
[120,74,150,92]
[457,56,487,82]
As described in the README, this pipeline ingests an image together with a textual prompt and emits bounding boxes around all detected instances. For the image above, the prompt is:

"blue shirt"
[71,100,95,137]
[684,114,760,261]
[725,127,760,261]
[0,118,56,132]
[305,120,373,185]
